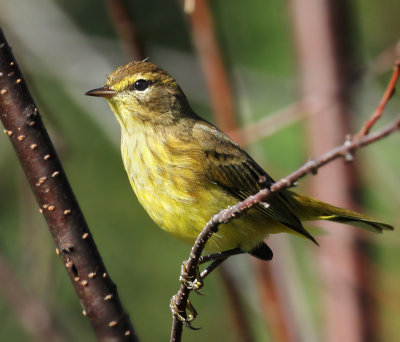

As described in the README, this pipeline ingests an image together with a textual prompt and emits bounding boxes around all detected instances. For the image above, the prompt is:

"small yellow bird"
[86,61,392,260]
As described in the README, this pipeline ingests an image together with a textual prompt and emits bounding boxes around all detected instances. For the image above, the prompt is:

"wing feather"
[192,121,316,243]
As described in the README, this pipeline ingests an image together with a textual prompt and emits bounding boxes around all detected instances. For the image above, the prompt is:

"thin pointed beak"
[85,87,116,98]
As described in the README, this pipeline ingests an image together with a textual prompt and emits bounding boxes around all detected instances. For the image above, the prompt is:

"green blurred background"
[0,0,399,341]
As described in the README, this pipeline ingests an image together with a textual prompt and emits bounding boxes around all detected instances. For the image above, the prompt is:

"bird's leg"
[180,248,245,292]
[175,248,246,327]
[199,257,227,280]
[198,248,244,265]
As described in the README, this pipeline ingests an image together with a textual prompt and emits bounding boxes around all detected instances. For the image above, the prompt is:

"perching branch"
[170,58,400,341]
[0,28,138,342]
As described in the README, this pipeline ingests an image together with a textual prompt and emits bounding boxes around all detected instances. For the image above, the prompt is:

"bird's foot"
[170,295,200,330]
[179,262,204,293]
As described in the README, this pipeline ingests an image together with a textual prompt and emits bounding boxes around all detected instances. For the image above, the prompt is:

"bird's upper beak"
[85,87,116,98]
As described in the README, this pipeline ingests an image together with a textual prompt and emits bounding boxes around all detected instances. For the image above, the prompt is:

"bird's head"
[86,61,191,126]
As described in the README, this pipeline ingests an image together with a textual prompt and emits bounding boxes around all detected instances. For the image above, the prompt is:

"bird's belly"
[121,137,285,253]
[127,162,216,243]
[127,164,280,252]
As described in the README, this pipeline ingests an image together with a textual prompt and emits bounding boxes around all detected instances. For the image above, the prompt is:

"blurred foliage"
[1,0,400,341]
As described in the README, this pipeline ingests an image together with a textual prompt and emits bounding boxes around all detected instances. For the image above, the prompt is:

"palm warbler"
[86,61,392,259]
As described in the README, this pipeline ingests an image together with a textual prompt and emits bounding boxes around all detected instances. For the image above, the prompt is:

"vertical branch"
[184,0,241,143]
[0,252,68,342]
[218,266,254,342]
[0,28,138,342]
[104,0,146,61]
[253,261,293,342]
[290,1,376,341]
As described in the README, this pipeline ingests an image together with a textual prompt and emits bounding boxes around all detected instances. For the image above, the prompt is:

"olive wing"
[192,121,316,243]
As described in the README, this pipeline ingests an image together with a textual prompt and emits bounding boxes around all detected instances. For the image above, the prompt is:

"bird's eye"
[133,79,150,91]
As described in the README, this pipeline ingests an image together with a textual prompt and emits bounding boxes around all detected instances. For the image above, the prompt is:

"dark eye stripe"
[133,79,150,91]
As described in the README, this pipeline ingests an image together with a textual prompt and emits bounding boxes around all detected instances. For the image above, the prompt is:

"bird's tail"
[286,190,394,233]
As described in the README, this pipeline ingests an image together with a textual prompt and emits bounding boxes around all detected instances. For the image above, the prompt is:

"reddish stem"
[355,58,400,139]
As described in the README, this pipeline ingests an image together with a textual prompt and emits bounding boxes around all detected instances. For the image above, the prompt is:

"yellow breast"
[120,123,211,241]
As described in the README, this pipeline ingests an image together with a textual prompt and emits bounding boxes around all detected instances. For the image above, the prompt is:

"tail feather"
[286,190,394,233]
[318,214,393,233]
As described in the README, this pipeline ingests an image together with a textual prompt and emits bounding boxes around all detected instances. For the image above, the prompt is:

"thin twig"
[368,40,400,77]
[0,28,138,342]
[229,51,400,148]
[232,101,306,146]
[230,58,398,147]
[355,58,400,139]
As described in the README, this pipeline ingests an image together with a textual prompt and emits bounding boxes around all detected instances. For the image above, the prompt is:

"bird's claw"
[180,262,204,292]
[170,295,200,330]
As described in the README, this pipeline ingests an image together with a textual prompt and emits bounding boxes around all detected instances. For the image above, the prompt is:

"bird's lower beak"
[85,87,116,98]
